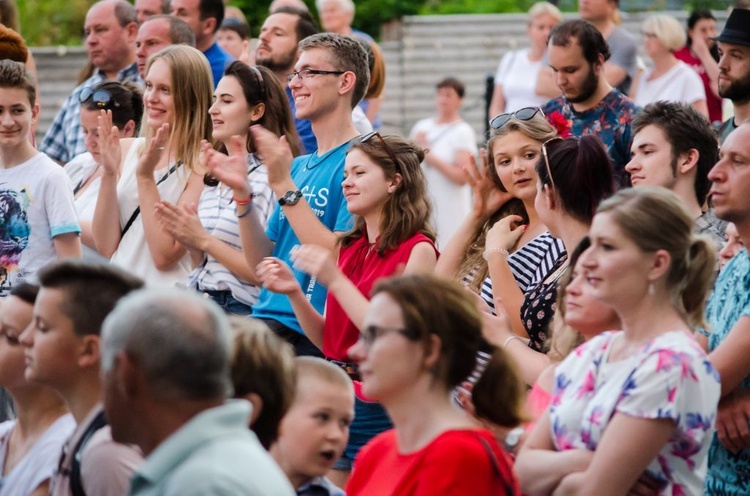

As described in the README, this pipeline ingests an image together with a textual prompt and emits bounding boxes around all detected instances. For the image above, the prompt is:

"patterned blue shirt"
[40,63,142,164]
[704,249,750,495]
[541,89,639,187]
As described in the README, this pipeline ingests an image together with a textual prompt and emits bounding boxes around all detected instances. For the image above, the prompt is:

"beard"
[566,64,599,104]
[719,70,750,102]
[255,49,297,76]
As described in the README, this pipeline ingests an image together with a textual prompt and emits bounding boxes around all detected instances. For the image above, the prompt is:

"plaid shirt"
[40,63,142,164]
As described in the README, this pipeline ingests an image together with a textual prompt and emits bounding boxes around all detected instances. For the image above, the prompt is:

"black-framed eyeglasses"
[358,325,412,347]
[286,68,345,84]
[489,107,544,129]
[541,137,564,191]
[79,87,120,109]
[360,131,402,173]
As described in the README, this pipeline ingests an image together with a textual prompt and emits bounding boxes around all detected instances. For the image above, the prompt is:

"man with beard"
[714,8,750,143]
[541,20,638,186]
[255,7,318,153]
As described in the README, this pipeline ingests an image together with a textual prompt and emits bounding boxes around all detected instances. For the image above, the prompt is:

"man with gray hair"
[100,288,294,496]
[135,14,195,78]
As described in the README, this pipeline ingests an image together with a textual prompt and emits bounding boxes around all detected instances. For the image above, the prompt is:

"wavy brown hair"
[339,135,435,255]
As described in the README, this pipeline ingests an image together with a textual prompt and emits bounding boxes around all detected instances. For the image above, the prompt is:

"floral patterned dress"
[550,330,721,494]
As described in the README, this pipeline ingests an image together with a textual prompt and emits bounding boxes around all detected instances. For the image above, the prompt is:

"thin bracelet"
[236,203,252,218]
[234,195,252,206]
[482,248,510,261]
[503,335,523,348]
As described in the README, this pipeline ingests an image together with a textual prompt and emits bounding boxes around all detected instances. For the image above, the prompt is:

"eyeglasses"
[541,137,564,191]
[358,325,412,347]
[286,68,345,84]
[79,87,120,109]
[489,107,544,129]
[360,131,402,173]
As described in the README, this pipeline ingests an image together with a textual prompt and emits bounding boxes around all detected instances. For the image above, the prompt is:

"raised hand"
[486,214,526,253]
[465,149,513,221]
[154,201,208,250]
[97,110,121,176]
[137,122,170,179]
[256,257,301,295]
[250,124,293,187]
[204,137,252,199]
[290,244,341,287]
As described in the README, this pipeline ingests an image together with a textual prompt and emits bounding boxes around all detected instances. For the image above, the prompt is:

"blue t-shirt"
[704,249,750,495]
[541,89,638,187]
[251,140,354,333]
[204,42,233,89]
[286,86,317,154]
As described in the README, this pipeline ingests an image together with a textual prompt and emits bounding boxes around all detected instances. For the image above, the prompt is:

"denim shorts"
[333,396,392,470]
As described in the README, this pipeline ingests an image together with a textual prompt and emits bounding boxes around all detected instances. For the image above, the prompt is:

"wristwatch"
[504,426,525,452]
[278,190,303,206]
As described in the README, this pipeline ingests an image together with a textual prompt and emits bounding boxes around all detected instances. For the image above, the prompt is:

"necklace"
[304,138,356,171]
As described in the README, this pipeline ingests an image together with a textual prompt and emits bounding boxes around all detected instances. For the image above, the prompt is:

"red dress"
[346,429,521,496]
[323,232,436,361]
[674,46,722,125]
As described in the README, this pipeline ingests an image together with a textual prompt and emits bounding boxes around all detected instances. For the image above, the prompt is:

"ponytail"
[680,236,716,330]
[472,346,528,428]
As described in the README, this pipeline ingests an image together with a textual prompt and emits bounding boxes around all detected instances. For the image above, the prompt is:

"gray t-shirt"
[607,26,638,95]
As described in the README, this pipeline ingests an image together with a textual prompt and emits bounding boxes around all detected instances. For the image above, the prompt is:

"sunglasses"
[360,131,402,173]
[489,107,544,129]
[79,87,120,109]
[541,137,565,191]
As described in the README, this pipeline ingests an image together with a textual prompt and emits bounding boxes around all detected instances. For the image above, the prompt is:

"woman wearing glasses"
[516,187,720,495]
[65,81,143,262]
[484,135,615,385]
[153,62,300,314]
[256,133,437,485]
[0,283,75,496]
[93,45,211,286]
[345,274,523,495]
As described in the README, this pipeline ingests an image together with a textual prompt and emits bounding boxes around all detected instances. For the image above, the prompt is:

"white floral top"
[550,330,721,495]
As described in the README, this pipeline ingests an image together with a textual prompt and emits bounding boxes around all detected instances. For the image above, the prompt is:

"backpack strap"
[70,410,108,496]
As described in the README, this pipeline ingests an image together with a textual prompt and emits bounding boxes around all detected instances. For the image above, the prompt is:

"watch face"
[280,190,302,205]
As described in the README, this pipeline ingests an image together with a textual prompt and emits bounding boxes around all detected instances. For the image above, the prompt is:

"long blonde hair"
[143,45,213,172]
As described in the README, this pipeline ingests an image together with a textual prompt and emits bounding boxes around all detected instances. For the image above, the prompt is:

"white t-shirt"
[409,118,477,248]
[64,152,107,263]
[0,414,76,496]
[634,61,707,108]
[0,152,80,296]
[109,138,192,287]
[494,48,548,113]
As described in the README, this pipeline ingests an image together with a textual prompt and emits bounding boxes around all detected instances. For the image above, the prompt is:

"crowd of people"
[1,0,750,494]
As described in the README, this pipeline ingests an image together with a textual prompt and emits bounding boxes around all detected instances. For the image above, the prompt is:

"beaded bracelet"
[482,248,510,261]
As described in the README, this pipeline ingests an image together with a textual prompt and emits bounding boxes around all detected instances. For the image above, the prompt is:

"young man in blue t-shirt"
[208,33,370,356]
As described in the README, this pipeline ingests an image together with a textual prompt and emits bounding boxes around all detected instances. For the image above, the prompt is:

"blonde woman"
[93,45,212,286]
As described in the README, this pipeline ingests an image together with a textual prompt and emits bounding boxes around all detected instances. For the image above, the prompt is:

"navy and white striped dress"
[188,153,275,307]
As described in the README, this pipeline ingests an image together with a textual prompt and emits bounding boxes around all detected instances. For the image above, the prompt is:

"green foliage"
[19,0,92,46]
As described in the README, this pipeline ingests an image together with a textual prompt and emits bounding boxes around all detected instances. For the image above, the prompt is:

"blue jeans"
[202,289,253,316]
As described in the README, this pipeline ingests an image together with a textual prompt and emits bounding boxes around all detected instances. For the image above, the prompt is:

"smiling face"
[143,58,175,129]
[19,288,83,389]
[0,87,37,152]
[627,124,678,190]
[256,13,299,75]
[209,75,254,144]
[490,131,541,202]
[274,376,354,483]
[288,48,343,121]
[0,295,34,390]
[580,212,653,310]
[342,148,396,218]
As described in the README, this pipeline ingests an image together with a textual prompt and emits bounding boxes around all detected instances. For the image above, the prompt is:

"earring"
[648,282,655,296]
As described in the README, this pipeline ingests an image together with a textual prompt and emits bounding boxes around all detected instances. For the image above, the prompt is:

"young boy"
[271,357,355,496]
[19,261,144,496]
[0,60,81,297]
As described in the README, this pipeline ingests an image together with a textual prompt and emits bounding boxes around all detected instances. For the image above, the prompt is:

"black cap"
[711,8,750,47]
